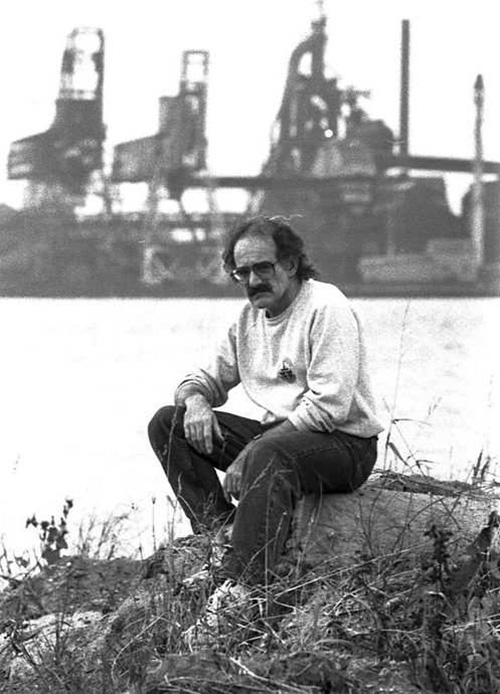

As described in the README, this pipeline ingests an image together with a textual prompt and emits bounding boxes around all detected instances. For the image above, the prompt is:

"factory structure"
[1,10,499,297]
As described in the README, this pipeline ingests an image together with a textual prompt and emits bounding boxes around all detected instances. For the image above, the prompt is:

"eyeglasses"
[230,261,277,284]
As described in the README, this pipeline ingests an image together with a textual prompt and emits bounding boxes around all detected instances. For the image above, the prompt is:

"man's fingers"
[213,417,223,442]
[224,468,242,496]
[184,425,194,447]
[187,415,222,454]
[203,421,213,454]
[222,474,232,495]
[222,482,232,503]
[184,418,214,454]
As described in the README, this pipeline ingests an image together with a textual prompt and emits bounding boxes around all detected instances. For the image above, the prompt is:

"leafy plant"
[25,499,73,566]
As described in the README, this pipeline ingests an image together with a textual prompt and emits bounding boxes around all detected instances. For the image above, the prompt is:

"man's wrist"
[185,393,208,407]
[175,386,208,407]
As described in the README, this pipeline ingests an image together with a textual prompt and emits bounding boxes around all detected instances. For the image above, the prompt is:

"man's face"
[232,234,299,317]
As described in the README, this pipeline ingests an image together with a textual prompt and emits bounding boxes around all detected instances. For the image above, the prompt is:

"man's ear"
[285,256,299,277]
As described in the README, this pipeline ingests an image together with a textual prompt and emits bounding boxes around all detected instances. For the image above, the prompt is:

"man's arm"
[174,320,240,454]
[175,385,222,455]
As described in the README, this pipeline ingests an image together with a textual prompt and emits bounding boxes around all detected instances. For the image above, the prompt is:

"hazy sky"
[1,0,498,210]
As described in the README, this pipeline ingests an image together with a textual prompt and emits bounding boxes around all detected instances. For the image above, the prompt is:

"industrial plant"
[1,10,499,297]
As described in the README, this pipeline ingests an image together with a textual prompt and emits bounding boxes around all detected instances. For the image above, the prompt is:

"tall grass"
[1,460,500,694]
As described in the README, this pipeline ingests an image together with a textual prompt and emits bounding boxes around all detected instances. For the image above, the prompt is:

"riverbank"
[2,474,500,693]
[0,535,428,693]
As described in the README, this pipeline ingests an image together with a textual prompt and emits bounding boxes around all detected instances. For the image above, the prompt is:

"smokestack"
[471,74,485,267]
[399,19,410,156]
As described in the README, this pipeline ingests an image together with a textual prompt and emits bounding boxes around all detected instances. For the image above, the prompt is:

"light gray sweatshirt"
[176,280,384,437]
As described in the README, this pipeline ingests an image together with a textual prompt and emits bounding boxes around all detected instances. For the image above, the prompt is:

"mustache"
[247,284,272,298]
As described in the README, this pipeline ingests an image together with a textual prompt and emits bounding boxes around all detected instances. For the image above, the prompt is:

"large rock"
[292,471,500,569]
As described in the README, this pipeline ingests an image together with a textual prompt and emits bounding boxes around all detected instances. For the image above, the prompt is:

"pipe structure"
[399,20,410,157]
[472,74,485,267]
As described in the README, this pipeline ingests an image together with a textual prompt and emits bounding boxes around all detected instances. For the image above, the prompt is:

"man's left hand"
[223,454,246,500]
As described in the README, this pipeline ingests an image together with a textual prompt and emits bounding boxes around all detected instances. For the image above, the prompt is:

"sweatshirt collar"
[263,280,308,324]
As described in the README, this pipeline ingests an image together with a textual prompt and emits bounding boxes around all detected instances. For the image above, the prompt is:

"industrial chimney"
[399,19,410,157]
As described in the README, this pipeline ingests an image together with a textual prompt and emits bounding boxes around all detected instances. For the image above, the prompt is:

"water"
[0,296,498,557]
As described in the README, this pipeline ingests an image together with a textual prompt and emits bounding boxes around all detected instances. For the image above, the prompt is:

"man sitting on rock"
[148,215,383,592]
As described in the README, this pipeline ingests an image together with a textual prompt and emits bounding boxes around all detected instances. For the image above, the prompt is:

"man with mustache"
[148,215,383,594]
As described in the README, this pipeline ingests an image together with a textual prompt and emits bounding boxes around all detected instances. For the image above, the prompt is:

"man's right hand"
[183,394,223,455]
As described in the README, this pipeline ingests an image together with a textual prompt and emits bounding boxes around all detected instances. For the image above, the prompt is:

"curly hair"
[221,216,319,282]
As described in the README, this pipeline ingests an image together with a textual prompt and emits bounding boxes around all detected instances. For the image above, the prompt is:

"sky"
[0,0,499,212]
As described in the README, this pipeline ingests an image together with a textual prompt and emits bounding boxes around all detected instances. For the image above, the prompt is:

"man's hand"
[184,394,223,455]
[223,454,246,500]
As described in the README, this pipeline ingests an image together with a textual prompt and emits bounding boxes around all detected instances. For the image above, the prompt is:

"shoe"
[182,579,258,650]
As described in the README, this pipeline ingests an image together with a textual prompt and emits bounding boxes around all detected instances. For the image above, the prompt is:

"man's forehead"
[234,233,277,261]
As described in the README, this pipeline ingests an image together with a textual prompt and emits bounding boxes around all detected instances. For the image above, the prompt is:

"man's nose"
[248,269,262,285]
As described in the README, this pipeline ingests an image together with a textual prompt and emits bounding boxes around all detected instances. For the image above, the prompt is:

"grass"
[1,463,500,694]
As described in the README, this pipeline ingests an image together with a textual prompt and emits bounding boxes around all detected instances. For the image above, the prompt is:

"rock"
[292,471,500,568]
[6,611,103,683]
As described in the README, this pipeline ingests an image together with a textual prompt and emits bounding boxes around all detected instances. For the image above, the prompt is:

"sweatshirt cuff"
[175,379,213,406]
[287,411,313,432]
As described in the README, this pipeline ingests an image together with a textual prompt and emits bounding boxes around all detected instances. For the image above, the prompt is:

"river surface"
[0,296,498,557]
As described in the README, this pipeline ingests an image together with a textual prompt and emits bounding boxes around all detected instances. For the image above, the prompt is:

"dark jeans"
[148,406,377,585]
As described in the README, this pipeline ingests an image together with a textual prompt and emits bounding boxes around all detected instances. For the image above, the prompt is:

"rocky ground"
[0,533,436,694]
[2,473,500,693]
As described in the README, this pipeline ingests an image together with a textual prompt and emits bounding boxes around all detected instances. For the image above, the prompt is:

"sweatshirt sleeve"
[174,322,241,407]
[287,300,360,432]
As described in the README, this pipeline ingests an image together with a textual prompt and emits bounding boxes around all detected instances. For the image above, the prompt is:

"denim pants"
[148,406,377,585]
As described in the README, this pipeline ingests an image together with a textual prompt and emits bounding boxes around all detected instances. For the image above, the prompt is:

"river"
[0,296,498,558]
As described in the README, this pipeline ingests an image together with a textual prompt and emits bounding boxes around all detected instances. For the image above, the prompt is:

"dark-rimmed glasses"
[230,261,277,284]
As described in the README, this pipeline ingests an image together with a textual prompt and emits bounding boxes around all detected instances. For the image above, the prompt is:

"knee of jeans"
[148,405,182,444]
[242,438,291,483]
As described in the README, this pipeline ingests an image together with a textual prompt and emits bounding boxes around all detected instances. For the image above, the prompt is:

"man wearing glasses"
[148,215,383,593]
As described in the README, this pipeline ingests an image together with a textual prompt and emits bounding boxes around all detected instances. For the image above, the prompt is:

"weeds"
[2,463,500,692]
[75,511,132,561]
[25,499,73,566]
